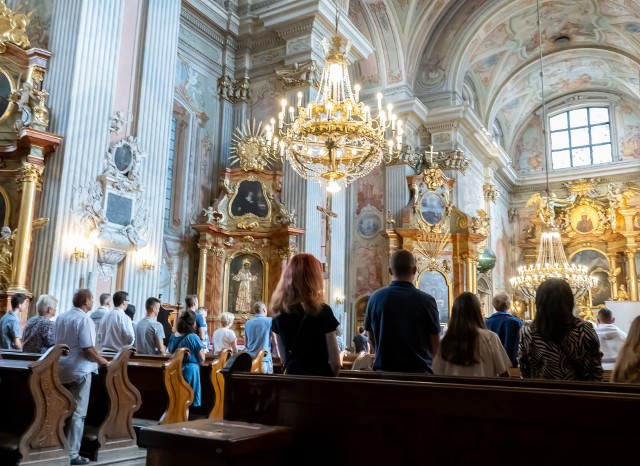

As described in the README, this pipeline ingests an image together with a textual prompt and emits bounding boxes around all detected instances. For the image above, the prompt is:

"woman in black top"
[271,253,340,376]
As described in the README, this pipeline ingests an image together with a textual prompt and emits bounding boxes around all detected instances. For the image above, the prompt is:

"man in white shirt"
[89,293,111,347]
[55,289,108,465]
[135,297,166,355]
[99,290,135,352]
[596,308,627,370]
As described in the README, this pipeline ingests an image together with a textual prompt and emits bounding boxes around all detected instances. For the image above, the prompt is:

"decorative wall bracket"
[218,75,250,103]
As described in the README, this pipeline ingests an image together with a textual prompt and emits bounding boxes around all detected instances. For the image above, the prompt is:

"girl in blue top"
[168,310,206,406]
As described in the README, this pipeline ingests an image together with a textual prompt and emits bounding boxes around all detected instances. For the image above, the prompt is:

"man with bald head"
[364,249,441,373]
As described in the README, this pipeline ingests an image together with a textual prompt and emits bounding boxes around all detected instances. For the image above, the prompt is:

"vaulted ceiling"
[349,0,640,154]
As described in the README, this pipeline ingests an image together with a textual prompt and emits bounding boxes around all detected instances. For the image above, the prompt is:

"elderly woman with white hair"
[22,294,58,353]
[212,312,238,355]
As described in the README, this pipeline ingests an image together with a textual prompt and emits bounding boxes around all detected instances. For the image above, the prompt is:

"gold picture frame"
[570,205,599,234]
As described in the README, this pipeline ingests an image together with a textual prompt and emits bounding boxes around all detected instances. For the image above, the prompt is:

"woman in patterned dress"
[518,278,603,381]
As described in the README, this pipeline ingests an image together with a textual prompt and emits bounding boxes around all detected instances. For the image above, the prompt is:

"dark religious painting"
[570,205,598,234]
[420,192,445,225]
[114,144,133,173]
[418,270,449,325]
[228,254,263,314]
[591,270,611,306]
[230,180,268,218]
[105,192,133,226]
[357,212,381,239]
[0,72,11,119]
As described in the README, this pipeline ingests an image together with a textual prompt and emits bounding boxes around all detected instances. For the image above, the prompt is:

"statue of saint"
[617,285,629,301]
[232,259,257,313]
[0,226,15,289]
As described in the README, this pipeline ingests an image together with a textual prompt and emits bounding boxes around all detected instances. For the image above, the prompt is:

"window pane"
[550,113,568,130]
[590,124,610,144]
[552,150,571,169]
[551,130,569,149]
[569,108,588,127]
[589,107,609,124]
[570,127,590,146]
[572,147,591,166]
[592,144,612,164]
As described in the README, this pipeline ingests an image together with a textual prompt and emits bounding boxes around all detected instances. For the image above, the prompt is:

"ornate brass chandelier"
[510,0,595,301]
[510,227,595,300]
[266,11,402,192]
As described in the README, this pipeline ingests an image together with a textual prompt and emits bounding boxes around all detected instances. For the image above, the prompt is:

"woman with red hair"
[270,253,341,376]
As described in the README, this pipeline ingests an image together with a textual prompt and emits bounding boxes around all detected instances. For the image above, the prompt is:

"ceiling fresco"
[343,0,640,168]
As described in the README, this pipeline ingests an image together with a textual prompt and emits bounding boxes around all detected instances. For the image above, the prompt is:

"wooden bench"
[139,353,292,466]
[220,353,640,465]
[81,345,141,462]
[2,345,143,463]
[126,349,193,430]
[0,345,75,466]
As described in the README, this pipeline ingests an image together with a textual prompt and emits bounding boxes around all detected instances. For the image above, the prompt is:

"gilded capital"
[17,162,44,191]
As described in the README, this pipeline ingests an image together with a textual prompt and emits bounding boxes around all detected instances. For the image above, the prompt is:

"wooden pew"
[251,349,268,373]
[220,354,640,466]
[2,346,143,463]
[81,346,141,462]
[126,349,193,429]
[0,345,75,466]
[209,349,232,420]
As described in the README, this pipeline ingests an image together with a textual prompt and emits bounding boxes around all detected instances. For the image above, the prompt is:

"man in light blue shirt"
[135,297,166,355]
[244,301,278,374]
[55,289,108,465]
[0,293,29,350]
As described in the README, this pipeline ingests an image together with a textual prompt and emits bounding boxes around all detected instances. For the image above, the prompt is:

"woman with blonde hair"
[270,253,341,376]
[433,292,511,377]
[212,312,238,354]
[611,316,640,383]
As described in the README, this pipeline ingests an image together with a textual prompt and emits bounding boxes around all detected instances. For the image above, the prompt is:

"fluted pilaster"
[120,0,182,318]
[385,164,413,226]
[329,187,347,325]
[32,0,126,309]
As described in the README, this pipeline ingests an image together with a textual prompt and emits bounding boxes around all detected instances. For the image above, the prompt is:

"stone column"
[8,163,44,293]
[32,0,127,308]
[119,0,181,313]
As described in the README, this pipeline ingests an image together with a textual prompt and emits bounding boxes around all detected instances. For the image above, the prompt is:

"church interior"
[0,0,639,464]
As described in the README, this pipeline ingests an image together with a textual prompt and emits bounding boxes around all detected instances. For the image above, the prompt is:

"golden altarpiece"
[0,4,62,313]
[192,124,302,339]
[517,178,640,319]
[381,160,489,328]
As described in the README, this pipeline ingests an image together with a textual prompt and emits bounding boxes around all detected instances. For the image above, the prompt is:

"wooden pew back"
[221,357,640,466]
[0,345,75,466]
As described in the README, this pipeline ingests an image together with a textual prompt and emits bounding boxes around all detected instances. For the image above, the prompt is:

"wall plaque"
[105,192,133,226]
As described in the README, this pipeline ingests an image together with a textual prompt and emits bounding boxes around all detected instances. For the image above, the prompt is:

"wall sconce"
[335,295,345,305]
[72,247,88,261]
[141,259,155,271]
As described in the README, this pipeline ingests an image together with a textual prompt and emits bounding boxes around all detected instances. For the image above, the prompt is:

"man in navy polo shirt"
[364,250,441,373]
[486,294,523,367]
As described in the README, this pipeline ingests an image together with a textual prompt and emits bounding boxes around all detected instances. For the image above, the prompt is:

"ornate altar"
[192,123,303,337]
[0,3,62,312]
[517,178,640,318]
[384,162,487,326]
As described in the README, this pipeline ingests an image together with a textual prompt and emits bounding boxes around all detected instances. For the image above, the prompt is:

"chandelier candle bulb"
[377,92,382,110]
[297,92,303,107]
[354,84,360,102]
[288,106,294,121]
[307,103,312,119]
[281,99,287,116]
[346,104,352,120]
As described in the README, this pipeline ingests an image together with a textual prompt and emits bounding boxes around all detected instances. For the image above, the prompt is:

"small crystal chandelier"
[510,227,596,300]
[510,0,595,300]
[266,5,402,193]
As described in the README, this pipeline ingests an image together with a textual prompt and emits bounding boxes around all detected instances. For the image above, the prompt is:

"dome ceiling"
[390,0,640,150]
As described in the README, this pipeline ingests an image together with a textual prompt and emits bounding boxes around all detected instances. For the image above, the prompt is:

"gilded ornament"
[0,1,30,51]
[17,162,44,191]
[230,120,275,171]
[237,221,259,230]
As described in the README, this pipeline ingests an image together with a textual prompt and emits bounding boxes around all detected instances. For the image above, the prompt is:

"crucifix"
[424,145,438,165]
[317,195,337,276]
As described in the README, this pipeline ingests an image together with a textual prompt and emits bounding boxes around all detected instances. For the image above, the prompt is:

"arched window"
[549,107,612,169]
